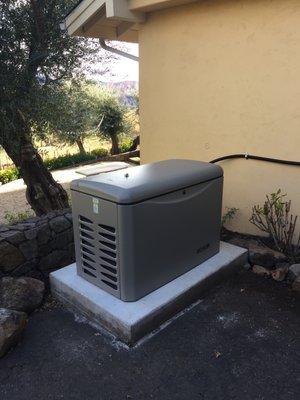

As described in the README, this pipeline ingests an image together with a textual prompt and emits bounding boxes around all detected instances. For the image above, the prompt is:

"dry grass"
[0,136,112,169]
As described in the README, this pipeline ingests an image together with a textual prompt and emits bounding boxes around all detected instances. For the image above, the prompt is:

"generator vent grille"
[79,215,97,278]
[78,215,119,293]
[99,224,118,291]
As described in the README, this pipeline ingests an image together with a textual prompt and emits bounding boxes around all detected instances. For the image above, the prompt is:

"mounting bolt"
[125,173,129,178]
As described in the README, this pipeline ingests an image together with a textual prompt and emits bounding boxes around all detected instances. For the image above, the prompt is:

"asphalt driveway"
[0,270,299,400]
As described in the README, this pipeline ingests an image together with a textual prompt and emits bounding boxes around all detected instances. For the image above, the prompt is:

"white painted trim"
[106,0,145,22]
[65,0,144,38]
[66,0,106,36]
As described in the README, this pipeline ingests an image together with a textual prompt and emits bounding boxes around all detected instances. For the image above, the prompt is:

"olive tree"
[0,1,110,215]
[49,80,97,154]
[96,95,129,155]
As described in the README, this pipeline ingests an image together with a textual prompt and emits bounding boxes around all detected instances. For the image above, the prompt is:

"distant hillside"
[100,81,138,107]
[102,81,138,92]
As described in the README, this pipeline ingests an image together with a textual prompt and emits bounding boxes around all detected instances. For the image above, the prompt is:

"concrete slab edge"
[50,245,247,346]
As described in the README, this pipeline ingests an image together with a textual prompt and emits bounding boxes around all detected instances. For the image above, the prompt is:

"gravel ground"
[0,270,299,400]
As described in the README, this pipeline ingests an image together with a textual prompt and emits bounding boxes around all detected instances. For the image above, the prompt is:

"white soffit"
[65,0,145,42]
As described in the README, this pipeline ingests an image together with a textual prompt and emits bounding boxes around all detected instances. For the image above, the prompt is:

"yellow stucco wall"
[139,0,300,235]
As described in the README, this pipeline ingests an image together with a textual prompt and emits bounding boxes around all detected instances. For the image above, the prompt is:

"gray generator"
[71,159,223,302]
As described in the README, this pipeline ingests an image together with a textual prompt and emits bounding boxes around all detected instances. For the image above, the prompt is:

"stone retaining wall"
[0,209,74,281]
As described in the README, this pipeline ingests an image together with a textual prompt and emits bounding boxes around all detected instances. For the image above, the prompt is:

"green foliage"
[4,210,34,225]
[250,189,300,257]
[97,96,126,137]
[0,1,98,147]
[119,138,134,153]
[40,81,131,156]
[90,148,109,158]
[222,207,239,226]
[95,94,131,154]
[46,80,98,152]
[44,148,108,170]
[0,167,20,185]
[0,1,115,213]
[44,153,95,170]
[0,148,109,184]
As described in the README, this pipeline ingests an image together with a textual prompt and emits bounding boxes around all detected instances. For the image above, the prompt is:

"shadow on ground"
[0,270,299,400]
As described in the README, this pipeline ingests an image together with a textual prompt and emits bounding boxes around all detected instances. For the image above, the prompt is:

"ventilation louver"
[78,215,119,292]
[99,224,118,291]
[79,216,97,278]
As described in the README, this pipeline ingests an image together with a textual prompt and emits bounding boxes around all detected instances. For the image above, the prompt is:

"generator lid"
[70,159,223,204]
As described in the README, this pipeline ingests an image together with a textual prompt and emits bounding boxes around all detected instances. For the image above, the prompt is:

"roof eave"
[64,0,144,43]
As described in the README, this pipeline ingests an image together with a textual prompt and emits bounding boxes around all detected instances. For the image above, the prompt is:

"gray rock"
[243,263,251,270]
[0,241,25,273]
[249,244,286,268]
[0,308,27,358]
[46,211,58,220]
[36,224,52,245]
[50,229,74,251]
[0,277,45,313]
[67,242,75,258]
[252,265,271,276]
[11,261,36,277]
[0,230,25,245]
[292,276,300,291]
[289,264,300,280]
[19,239,38,260]
[11,224,27,231]
[65,212,73,223]
[49,216,71,233]
[24,228,38,240]
[271,267,288,282]
[23,216,40,224]
[39,250,71,272]
[229,237,286,268]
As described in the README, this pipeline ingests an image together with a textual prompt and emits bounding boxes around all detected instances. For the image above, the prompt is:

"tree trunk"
[110,135,120,155]
[2,136,69,216]
[76,138,86,154]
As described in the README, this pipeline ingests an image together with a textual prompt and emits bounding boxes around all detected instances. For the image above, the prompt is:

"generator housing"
[70,159,223,301]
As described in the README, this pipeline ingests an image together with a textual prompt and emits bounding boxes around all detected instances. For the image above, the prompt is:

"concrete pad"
[50,242,247,345]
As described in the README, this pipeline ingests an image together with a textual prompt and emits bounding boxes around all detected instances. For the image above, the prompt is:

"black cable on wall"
[210,153,300,167]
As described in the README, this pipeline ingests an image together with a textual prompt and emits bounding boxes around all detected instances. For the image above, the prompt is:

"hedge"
[0,148,109,185]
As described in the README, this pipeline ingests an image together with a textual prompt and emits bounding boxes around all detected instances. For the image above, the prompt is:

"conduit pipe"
[210,153,300,166]
[99,38,139,62]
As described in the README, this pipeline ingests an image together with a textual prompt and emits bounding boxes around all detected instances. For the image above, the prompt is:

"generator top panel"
[70,159,223,204]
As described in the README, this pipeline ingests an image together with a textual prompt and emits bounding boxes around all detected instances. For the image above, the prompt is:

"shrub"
[0,167,20,184]
[90,148,108,158]
[4,210,34,224]
[222,207,239,226]
[119,138,133,153]
[0,148,109,185]
[44,153,95,170]
[250,189,300,258]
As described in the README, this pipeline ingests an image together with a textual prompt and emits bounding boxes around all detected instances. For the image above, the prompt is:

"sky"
[86,42,139,83]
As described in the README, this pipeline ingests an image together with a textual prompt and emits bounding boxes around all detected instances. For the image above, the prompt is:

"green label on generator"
[92,198,99,214]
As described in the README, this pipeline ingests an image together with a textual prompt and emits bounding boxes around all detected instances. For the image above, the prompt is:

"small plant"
[44,153,95,170]
[90,148,108,158]
[0,167,20,184]
[222,207,239,226]
[4,210,34,225]
[119,137,133,153]
[250,190,300,257]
